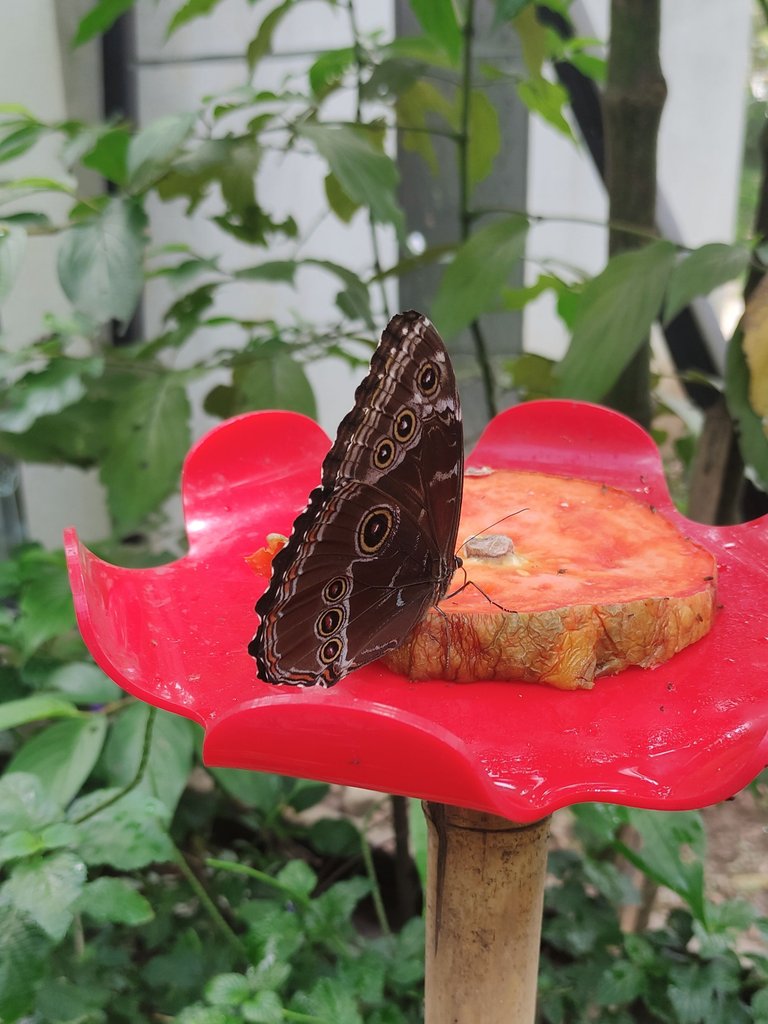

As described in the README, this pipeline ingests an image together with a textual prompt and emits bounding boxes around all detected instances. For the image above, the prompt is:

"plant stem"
[360,811,392,936]
[457,0,497,418]
[205,856,312,907]
[175,847,249,962]
[346,0,390,318]
[71,704,156,824]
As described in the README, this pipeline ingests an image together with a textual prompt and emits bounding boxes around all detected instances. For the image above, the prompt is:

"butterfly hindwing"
[250,311,463,687]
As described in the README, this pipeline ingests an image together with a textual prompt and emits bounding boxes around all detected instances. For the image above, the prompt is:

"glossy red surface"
[65,401,768,822]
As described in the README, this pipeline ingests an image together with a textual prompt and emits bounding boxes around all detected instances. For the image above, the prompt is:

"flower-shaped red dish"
[64,401,768,822]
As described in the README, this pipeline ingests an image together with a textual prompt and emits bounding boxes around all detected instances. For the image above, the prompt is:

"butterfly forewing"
[250,311,463,687]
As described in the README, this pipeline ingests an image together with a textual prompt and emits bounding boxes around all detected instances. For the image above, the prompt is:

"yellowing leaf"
[742,275,768,420]
[514,4,547,76]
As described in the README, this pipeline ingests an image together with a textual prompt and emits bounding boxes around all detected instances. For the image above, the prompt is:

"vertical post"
[423,803,550,1024]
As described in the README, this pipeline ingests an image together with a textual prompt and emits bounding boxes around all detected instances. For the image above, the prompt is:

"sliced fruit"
[384,468,717,689]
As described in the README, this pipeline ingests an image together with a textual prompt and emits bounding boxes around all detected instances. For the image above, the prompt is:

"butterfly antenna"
[457,508,529,556]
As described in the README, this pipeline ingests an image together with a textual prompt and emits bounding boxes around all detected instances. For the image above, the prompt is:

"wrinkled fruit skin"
[384,588,716,689]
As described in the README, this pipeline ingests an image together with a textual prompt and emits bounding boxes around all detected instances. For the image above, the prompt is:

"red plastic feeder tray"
[64,399,768,820]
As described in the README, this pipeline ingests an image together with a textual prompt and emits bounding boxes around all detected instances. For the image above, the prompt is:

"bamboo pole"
[423,803,551,1024]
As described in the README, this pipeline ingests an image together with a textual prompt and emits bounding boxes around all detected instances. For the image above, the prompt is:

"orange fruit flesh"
[383,469,717,689]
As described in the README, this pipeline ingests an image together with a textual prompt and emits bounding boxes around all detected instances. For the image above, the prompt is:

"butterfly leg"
[444,567,517,615]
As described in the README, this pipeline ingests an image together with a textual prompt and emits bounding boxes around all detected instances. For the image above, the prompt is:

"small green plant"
[539,805,768,1024]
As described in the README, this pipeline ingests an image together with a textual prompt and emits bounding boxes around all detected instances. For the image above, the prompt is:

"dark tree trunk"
[602,0,667,428]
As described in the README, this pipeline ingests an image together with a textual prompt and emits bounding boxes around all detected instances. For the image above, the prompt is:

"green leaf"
[275,859,317,900]
[0,830,47,864]
[70,789,174,869]
[206,972,251,1006]
[0,695,80,731]
[620,809,707,923]
[127,113,196,192]
[167,0,224,35]
[2,175,74,196]
[233,260,297,283]
[213,348,317,419]
[101,704,195,814]
[73,0,136,45]
[39,822,80,851]
[209,769,290,813]
[516,76,574,140]
[0,356,103,433]
[0,210,50,228]
[238,900,303,960]
[306,257,373,326]
[298,124,403,232]
[502,272,564,310]
[324,172,360,222]
[6,716,107,808]
[725,331,768,490]
[396,80,456,174]
[156,138,232,212]
[663,242,751,322]
[81,126,131,185]
[309,47,356,99]
[752,987,768,1019]
[0,850,86,940]
[507,352,557,399]
[285,778,328,812]
[242,990,283,1024]
[17,548,77,654]
[0,905,51,1023]
[76,876,154,925]
[57,196,146,324]
[466,89,500,189]
[410,0,462,65]
[45,661,122,704]
[668,962,734,1024]
[514,3,548,76]
[177,1007,240,1024]
[0,773,63,834]
[494,0,536,24]
[431,215,528,337]
[294,977,363,1024]
[554,240,677,400]
[100,374,191,531]
[595,960,644,1006]
[0,122,43,163]
[0,224,26,303]
[247,0,295,72]
[308,818,360,857]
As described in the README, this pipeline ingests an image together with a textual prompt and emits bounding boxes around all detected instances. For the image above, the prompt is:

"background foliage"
[0,0,767,1021]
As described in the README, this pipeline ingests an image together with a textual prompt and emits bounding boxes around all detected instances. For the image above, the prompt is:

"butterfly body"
[250,311,463,687]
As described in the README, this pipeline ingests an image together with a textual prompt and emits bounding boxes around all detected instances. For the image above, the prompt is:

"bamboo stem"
[423,803,551,1024]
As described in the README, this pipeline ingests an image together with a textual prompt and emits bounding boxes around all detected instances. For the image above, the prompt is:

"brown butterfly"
[249,311,464,686]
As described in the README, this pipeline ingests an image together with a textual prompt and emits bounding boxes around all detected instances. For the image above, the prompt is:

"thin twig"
[346,0,390,317]
[359,801,392,936]
[176,848,249,962]
[71,705,157,823]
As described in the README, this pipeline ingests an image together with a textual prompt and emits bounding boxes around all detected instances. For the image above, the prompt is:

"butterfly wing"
[250,311,463,687]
